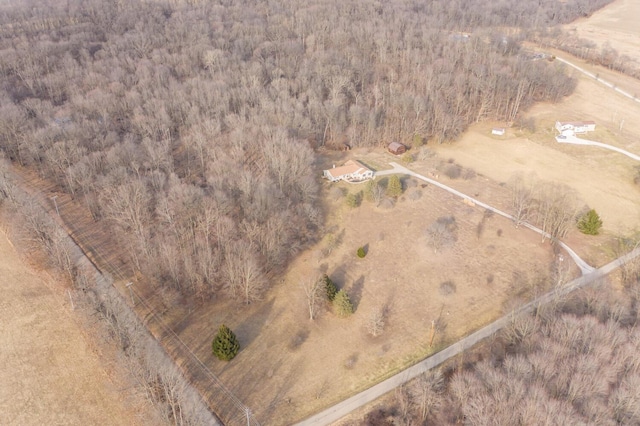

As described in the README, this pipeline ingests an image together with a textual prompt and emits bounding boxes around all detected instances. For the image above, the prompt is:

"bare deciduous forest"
[1,0,633,424]
[0,0,608,304]
[363,264,640,425]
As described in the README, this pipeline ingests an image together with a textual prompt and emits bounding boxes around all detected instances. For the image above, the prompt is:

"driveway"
[378,162,593,274]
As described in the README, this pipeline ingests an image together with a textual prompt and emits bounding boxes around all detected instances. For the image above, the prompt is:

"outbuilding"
[388,142,406,155]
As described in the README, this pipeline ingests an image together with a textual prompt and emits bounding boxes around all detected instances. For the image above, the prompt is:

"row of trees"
[0,158,217,425]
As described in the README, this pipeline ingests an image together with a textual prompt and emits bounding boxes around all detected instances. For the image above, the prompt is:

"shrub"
[323,274,338,301]
[212,324,240,361]
[357,247,366,258]
[439,280,457,295]
[386,175,403,197]
[444,164,462,179]
[413,134,425,148]
[577,209,603,235]
[402,152,414,164]
[334,289,354,317]
[345,192,358,208]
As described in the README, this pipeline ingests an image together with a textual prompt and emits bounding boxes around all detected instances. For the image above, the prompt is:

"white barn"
[323,160,374,183]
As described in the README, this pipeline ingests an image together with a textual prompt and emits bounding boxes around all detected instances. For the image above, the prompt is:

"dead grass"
[564,0,640,62]
[433,62,640,238]
[0,230,150,426]
[175,160,555,424]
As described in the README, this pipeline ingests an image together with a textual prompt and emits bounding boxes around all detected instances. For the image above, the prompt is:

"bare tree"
[366,305,386,337]
[301,276,324,320]
[508,172,535,227]
[224,241,265,304]
[426,216,458,253]
[534,182,579,242]
[410,370,444,422]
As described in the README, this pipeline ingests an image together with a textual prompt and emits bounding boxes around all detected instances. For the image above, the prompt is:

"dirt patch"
[0,230,150,426]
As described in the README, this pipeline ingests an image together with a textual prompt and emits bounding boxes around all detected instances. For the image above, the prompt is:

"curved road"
[296,244,640,425]
[378,162,594,274]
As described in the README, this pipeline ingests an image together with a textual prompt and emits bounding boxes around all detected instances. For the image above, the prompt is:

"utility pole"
[51,195,60,216]
[429,320,436,348]
[125,282,135,306]
[245,407,251,426]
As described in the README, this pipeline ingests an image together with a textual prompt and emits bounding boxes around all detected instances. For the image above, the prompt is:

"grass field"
[172,150,559,424]
[564,0,640,61]
[0,230,152,426]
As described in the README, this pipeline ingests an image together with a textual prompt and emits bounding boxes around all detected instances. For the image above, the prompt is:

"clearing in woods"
[175,151,559,424]
[0,230,151,426]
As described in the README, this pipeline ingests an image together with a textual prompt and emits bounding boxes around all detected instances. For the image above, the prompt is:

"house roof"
[325,160,371,179]
[557,121,596,127]
[388,142,405,151]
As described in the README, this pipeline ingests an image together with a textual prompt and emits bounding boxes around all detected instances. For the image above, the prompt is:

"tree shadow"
[349,275,365,312]
[235,297,277,351]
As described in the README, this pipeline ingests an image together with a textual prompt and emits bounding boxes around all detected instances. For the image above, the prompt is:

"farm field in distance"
[0,230,151,426]
[564,0,640,61]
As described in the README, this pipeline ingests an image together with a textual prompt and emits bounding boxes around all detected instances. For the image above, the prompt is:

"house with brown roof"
[323,160,374,183]
[388,142,406,155]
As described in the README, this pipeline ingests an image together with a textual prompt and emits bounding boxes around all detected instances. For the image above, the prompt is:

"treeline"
[365,257,640,425]
[0,157,218,426]
[0,0,605,301]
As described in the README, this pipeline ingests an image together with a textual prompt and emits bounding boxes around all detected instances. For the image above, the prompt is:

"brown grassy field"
[434,58,640,238]
[173,150,558,424]
[564,0,640,61]
[0,230,152,426]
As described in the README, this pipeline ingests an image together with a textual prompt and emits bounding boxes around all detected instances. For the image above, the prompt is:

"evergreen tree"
[324,274,338,301]
[333,289,354,317]
[212,324,240,361]
[386,175,403,197]
[577,209,603,235]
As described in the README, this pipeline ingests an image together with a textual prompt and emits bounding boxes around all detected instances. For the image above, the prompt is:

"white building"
[555,121,596,136]
[323,160,374,183]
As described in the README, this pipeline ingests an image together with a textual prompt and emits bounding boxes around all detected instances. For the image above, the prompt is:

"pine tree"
[324,274,338,301]
[577,209,603,235]
[386,175,403,197]
[212,324,240,361]
[333,289,354,317]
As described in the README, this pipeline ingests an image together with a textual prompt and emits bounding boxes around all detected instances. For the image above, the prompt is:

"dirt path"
[295,245,640,425]
[378,163,594,274]
[0,231,146,426]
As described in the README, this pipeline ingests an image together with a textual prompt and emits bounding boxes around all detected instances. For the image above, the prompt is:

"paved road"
[556,135,640,161]
[296,244,640,426]
[378,163,594,274]
[554,56,640,104]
